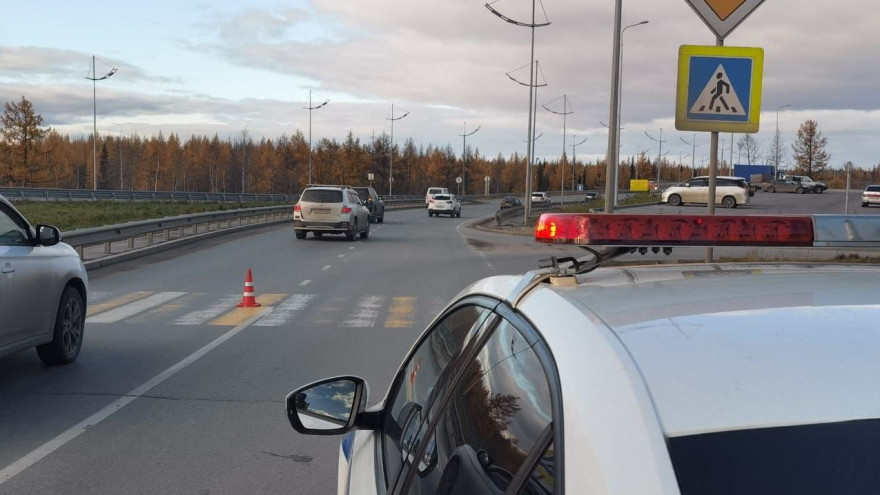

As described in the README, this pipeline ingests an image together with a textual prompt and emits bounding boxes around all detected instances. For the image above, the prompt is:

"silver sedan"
[0,194,88,364]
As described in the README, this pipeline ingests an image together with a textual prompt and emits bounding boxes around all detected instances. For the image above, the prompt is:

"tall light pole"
[681,134,699,178]
[645,128,666,189]
[571,135,588,192]
[460,122,480,196]
[304,90,329,186]
[387,103,409,196]
[543,94,572,203]
[616,20,649,204]
[775,104,791,178]
[487,0,550,225]
[85,55,117,190]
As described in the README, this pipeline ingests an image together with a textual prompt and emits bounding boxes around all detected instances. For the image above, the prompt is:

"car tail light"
[446,201,452,204]
[429,200,435,204]
[534,214,816,247]
[342,206,352,213]
[294,205,301,212]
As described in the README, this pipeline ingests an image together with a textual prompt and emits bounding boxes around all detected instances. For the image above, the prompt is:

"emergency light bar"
[534,214,880,247]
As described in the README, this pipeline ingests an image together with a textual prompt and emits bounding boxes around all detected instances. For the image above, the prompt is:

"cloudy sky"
[1,0,877,170]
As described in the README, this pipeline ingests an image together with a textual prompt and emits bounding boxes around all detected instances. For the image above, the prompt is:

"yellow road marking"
[87,292,153,317]
[210,293,286,326]
[384,296,415,328]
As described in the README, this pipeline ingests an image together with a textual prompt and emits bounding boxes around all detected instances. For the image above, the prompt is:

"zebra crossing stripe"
[255,294,316,327]
[342,296,385,328]
[385,297,416,328]
[174,295,240,325]
[87,291,153,317]
[87,292,187,323]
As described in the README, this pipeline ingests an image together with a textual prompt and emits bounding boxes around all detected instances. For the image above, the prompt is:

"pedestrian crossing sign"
[675,45,763,132]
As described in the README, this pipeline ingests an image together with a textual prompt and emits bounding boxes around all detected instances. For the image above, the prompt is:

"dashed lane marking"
[299,280,311,286]
[322,265,332,271]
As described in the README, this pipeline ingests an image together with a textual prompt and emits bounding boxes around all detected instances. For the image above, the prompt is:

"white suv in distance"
[293,186,370,241]
[427,193,461,217]
[0,194,88,365]
[285,213,880,494]
[531,191,550,203]
[425,187,449,207]
[662,175,750,208]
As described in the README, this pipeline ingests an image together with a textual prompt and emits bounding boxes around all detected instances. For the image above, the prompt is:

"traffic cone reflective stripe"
[237,268,261,307]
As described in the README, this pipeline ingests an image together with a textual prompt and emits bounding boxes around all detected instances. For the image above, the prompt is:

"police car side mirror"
[286,376,369,435]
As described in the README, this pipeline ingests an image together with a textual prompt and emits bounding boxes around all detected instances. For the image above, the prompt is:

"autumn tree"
[1,96,49,186]
[792,119,829,177]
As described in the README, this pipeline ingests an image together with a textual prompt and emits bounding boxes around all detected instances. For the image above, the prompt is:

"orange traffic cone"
[237,268,261,307]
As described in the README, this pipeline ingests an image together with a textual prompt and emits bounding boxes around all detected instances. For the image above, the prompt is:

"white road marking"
[348,247,355,250]
[0,312,265,486]
[255,294,316,327]
[299,280,311,286]
[87,292,186,323]
[174,295,239,325]
[322,265,332,271]
[342,295,385,328]
[338,254,345,258]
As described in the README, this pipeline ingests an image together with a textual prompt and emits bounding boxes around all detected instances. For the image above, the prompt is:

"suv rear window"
[352,188,370,199]
[433,195,450,200]
[300,190,343,203]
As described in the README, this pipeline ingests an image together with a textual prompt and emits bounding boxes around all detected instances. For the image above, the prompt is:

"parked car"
[788,175,827,193]
[425,187,449,207]
[499,196,522,209]
[661,176,750,208]
[0,194,88,365]
[427,193,461,217]
[531,191,550,203]
[863,184,880,207]
[352,186,385,223]
[293,185,370,240]
[285,212,880,495]
[762,178,812,194]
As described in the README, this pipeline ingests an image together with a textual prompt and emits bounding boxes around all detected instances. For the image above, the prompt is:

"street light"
[304,90,329,186]
[543,94,572,203]
[681,134,699,178]
[387,103,409,196]
[85,55,117,190]
[775,104,791,178]
[615,20,648,204]
[460,122,480,196]
[645,128,666,188]
[570,135,588,192]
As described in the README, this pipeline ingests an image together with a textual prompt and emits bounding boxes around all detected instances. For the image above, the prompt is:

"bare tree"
[766,128,785,176]
[792,120,829,177]
[736,134,761,165]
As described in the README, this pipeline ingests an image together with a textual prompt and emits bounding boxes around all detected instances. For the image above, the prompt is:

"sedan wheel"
[796,187,804,194]
[668,194,682,206]
[721,196,737,208]
[768,186,776,193]
[346,221,357,241]
[36,286,85,365]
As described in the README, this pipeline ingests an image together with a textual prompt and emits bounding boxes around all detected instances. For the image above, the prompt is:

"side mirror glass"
[36,225,61,246]
[286,376,367,435]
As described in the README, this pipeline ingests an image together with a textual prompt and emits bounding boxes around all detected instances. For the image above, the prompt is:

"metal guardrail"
[0,187,299,203]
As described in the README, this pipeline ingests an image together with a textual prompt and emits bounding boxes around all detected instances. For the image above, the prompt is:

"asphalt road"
[0,201,581,495]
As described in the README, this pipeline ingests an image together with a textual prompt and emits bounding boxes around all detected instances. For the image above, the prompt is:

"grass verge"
[12,200,289,231]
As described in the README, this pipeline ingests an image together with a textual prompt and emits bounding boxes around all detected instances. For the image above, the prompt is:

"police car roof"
[465,263,880,438]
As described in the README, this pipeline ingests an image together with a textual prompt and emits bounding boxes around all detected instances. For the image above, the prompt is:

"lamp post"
[85,55,117,190]
[615,20,648,204]
[543,95,572,204]
[570,135,588,192]
[775,104,790,178]
[460,122,481,196]
[645,128,666,189]
[304,91,329,186]
[387,103,409,196]
[681,134,699,178]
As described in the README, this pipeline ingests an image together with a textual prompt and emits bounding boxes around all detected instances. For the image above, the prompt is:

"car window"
[382,305,492,488]
[689,178,708,187]
[433,195,450,200]
[0,204,31,246]
[300,189,343,203]
[866,186,880,192]
[353,188,371,199]
[403,318,554,494]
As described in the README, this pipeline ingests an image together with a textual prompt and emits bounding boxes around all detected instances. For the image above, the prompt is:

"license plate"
[312,208,331,214]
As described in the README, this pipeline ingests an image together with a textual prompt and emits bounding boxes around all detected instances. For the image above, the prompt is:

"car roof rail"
[305,184,351,189]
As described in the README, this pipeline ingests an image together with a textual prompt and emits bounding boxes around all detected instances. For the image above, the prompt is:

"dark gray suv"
[352,186,385,223]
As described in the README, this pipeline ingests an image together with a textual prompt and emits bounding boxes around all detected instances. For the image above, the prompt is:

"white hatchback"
[285,213,880,495]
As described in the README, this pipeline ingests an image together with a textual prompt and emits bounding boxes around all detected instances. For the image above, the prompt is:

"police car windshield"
[669,420,880,494]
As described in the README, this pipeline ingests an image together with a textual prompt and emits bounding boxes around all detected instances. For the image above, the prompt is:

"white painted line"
[255,294,316,327]
[348,247,355,250]
[299,280,311,286]
[322,265,332,271]
[87,292,186,323]
[342,295,385,328]
[0,311,266,486]
[338,254,345,258]
[174,295,239,325]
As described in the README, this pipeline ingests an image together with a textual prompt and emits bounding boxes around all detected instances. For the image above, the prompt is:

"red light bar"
[534,214,815,247]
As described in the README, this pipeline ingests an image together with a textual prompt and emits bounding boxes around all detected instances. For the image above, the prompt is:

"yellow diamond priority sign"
[684,0,765,39]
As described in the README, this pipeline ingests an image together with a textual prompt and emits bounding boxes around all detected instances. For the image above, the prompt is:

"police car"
[286,213,880,495]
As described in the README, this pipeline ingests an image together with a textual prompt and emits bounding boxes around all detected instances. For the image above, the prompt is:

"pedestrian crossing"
[85,291,449,330]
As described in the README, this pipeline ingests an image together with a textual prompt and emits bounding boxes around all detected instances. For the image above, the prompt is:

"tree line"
[2,96,878,195]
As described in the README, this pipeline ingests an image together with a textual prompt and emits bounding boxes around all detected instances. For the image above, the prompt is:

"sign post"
[680,0,765,261]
